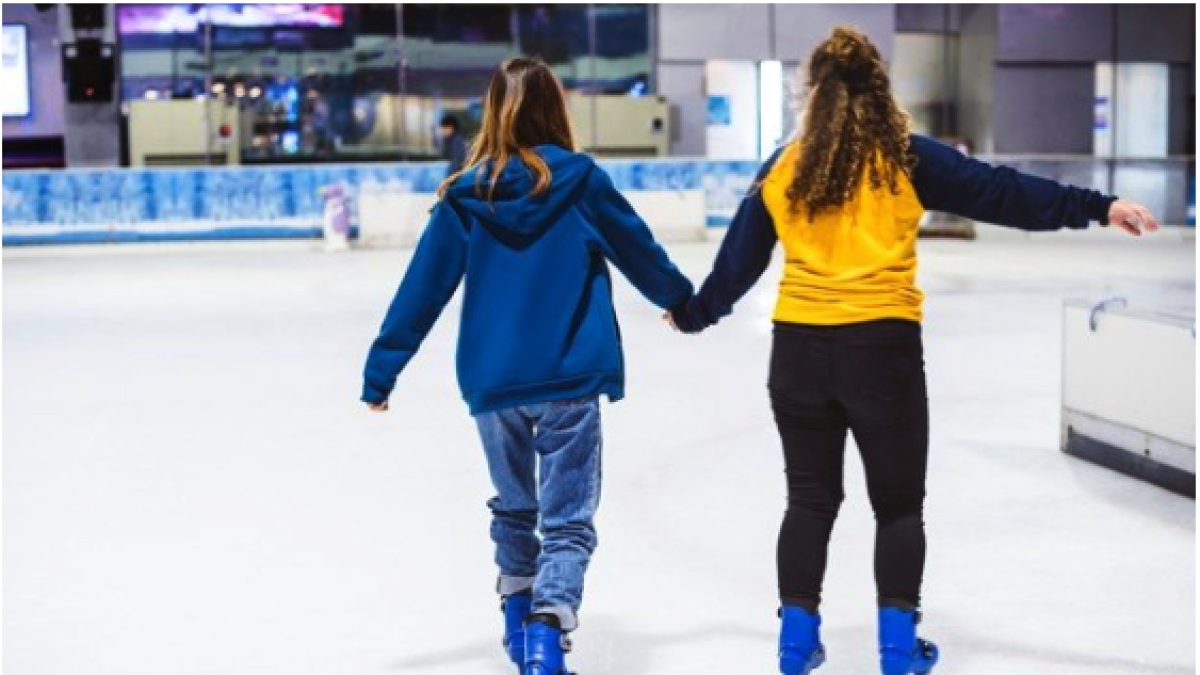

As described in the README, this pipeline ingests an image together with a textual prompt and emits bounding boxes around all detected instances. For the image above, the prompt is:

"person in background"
[439,113,469,177]
[667,26,1158,675]
[362,57,692,675]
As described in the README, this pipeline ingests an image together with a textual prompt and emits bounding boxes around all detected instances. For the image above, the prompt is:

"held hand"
[1107,199,1160,237]
[662,311,679,332]
[366,401,389,412]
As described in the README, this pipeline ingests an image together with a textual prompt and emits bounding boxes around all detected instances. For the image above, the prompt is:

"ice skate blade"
[522,667,573,675]
[779,646,825,674]
[880,657,935,675]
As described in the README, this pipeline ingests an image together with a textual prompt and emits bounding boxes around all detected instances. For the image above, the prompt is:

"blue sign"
[707,95,732,126]
[1094,95,1110,131]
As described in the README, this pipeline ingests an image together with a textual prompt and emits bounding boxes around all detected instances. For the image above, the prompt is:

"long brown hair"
[787,27,916,217]
[437,57,576,201]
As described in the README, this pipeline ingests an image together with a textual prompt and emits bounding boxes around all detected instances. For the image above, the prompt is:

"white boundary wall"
[357,189,708,247]
[1062,299,1195,493]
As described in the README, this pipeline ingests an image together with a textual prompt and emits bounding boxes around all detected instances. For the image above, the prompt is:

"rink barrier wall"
[5,156,1192,246]
[1,159,760,246]
[1061,300,1196,497]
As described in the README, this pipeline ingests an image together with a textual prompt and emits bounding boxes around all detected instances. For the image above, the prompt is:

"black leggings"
[768,319,929,613]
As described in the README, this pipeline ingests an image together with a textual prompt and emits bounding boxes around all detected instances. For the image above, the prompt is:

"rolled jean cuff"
[497,575,536,596]
[534,604,579,632]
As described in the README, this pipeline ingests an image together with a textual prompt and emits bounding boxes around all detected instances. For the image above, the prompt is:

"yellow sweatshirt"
[669,135,1114,334]
[760,142,926,325]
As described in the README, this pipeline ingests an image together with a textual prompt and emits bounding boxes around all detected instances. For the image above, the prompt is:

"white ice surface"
[4,229,1196,675]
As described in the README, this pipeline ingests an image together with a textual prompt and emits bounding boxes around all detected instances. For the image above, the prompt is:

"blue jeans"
[474,397,602,632]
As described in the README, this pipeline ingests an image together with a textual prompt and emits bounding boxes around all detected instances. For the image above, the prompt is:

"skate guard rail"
[3,156,1193,246]
[1061,299,1196,496]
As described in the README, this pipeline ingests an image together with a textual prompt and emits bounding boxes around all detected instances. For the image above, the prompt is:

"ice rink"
[4,229,1196,675]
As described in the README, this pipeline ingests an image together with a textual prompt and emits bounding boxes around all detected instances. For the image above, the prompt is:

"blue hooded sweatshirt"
[361,145,694,414]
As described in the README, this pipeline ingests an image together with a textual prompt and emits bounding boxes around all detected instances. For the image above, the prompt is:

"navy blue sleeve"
[361,200,469,404]
[910,134,1116,231]
[670,148,784,334]
[581,167,694,310]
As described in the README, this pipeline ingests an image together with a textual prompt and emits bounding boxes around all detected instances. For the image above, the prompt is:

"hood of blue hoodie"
[445,145,596,242]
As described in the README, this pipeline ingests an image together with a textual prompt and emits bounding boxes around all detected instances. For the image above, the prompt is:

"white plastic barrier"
[622,190,707,242]
[1061,298,1196,496]
[357,189,439,248]
[356,189,707,247]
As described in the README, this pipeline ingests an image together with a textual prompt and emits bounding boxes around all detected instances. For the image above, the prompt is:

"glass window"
[590,4,651,95]
[517,5,589,90]
[116,4,657,165]
[401,4,520,159]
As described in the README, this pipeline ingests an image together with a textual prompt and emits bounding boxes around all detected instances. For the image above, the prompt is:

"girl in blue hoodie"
[361,57,693,675]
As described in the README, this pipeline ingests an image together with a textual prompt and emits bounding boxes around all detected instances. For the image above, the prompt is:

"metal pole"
[510,5,520,55]
[395,4,406,159]
[768,4,776,61]
[1108,5,1118,194]
[942,3,952,137]
[647,4,657,94]
[203,4,213,164]
[588,4,597,153]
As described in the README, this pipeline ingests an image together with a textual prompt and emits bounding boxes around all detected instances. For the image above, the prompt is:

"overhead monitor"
[118,5,344,34]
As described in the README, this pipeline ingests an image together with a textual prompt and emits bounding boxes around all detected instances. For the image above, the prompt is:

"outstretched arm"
[581,167,694,310]
[910,134,1158,234]
[669,148,784,334]
[362,200,469,407]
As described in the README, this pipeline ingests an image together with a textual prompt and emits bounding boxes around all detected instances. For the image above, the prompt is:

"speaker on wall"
[63,39,115,103]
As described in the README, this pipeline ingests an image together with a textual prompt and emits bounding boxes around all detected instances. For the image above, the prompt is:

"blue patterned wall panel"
[3,159,763,245]
[699,160,762,226]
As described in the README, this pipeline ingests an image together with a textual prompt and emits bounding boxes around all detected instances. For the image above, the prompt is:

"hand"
[662,311,678,332]
[1106,199,1160,237]
[366,401,389,412]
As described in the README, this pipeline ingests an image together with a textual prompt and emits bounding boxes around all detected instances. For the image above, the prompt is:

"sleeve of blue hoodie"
[581,166,694,310]
[669,147,785,334]
[361,200,469,404]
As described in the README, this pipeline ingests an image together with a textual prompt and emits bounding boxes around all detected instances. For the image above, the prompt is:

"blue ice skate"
[878,607,939,675]
[523,615,572,675]
[501,592,532,669]
[778,605,826,674]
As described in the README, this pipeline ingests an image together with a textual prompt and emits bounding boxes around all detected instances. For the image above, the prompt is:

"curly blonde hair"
[787,27,917,217]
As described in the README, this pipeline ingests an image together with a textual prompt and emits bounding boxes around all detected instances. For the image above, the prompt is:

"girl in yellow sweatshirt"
[670,26,1158,675]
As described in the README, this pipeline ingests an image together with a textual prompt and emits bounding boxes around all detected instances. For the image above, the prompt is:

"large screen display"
[118,5,343,34]
[2,24,30,118]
